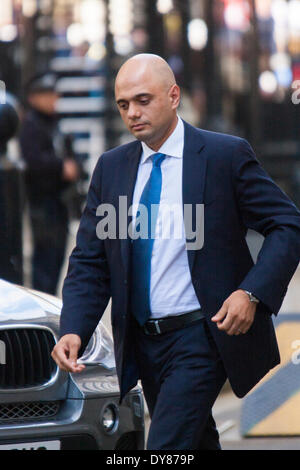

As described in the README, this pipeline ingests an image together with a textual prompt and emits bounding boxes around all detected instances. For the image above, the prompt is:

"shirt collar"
[141,115,184,164]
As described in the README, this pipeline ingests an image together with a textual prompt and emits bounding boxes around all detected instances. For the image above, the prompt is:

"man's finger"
[227,322,243,336]
[53,349,84,373]
[216,313,235,333]
[68,342,79,364]
[51,335,85,373]
[51,345,73,371]
[66,339,85,372]
[211,303,228,323]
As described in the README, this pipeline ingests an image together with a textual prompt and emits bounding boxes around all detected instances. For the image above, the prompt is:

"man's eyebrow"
[116,93,153,105]
[135,93,152,99]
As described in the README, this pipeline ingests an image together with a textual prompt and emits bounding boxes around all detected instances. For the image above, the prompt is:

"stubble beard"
[136,122,172,150]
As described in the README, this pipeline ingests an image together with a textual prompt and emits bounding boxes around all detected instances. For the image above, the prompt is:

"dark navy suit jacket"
[60,121,300,402]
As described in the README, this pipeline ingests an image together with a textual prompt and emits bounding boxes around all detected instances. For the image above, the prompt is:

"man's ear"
[169,84,181,109]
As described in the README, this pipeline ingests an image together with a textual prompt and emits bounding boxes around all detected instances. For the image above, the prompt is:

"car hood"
[0,280,127,400]
[0,279,60,333]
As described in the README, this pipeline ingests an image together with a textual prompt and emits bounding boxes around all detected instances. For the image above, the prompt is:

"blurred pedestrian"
[52,55,300,449]
[0,98,22,284]
[19,73,80,295]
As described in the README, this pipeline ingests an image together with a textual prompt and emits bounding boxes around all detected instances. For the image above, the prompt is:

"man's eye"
[140,100,149,105]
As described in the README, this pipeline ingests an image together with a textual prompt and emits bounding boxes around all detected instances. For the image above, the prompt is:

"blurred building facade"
[1,0,300,202]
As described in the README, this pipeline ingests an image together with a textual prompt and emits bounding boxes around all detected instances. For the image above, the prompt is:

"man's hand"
[211,290,257,335]
[51,334,86,373]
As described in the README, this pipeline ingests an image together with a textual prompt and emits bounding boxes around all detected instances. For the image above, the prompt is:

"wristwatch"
[243,290,260,304]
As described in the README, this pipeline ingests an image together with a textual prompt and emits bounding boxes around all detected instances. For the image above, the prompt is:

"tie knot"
[151,153,165,168]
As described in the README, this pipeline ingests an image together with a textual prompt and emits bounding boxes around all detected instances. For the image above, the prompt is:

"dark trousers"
[134,318,227,450]
[29,199,68,295]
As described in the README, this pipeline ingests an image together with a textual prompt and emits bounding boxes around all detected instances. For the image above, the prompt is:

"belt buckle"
[144,320,161,335]
[154,320,161,334]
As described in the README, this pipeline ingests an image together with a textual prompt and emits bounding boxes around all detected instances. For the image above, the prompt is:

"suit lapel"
[182,121,207,273]
[120,141,142,275]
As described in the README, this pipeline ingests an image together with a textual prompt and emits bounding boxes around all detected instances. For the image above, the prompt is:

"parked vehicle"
[0,279,144,450]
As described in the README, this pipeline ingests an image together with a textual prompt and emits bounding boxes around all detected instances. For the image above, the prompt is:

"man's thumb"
[68,341,79,364]
[211,304,227,322]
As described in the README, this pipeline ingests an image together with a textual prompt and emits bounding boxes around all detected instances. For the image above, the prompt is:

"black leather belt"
[142,309,205,336]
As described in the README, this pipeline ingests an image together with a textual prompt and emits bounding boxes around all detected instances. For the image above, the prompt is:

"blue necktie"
[131,153,165,325]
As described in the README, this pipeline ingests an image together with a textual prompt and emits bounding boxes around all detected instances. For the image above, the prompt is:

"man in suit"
[52,54,300,450]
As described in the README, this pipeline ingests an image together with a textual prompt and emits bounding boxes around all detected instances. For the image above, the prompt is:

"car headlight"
[78,323,116,369]
[101,404,119,434]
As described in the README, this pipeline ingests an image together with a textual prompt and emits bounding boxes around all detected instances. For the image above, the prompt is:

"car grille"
[0,328,57,389]
[0,401,61,424]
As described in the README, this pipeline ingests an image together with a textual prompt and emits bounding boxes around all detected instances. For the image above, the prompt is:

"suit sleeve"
[233,139,300,315]
[59,155,111,355]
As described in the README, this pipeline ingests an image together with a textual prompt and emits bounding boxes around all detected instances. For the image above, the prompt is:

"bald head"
[115,54,176,93]
[115,54,180,150]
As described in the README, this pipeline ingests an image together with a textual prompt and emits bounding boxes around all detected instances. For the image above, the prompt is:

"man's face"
[115,67,180,149]
[28,91,58,115]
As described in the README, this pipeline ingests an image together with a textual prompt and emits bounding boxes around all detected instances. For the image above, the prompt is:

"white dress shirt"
[131,116,201,318]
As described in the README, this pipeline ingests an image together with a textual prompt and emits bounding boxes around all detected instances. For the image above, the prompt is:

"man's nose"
[127,103,141,119]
